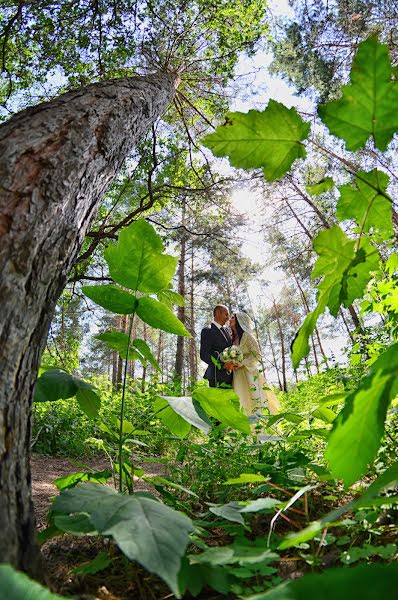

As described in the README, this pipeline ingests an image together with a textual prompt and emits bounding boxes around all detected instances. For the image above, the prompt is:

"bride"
[229,312,280,416]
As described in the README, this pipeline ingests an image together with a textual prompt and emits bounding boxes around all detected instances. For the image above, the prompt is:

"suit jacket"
[200,323,233,387]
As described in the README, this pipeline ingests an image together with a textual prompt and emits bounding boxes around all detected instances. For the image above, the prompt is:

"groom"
[200,304,236,388]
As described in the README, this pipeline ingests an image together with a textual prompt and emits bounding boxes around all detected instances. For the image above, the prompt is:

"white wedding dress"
[232,315,280,416]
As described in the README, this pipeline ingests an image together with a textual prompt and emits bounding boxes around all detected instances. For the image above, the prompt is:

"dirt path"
[31,454,166,528]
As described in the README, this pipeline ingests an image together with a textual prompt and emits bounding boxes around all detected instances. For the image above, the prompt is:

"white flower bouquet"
[219,345,243,367]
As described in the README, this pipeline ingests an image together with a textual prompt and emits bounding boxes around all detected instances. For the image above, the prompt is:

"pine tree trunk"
[0,71,178,573]
[267,327,283,391]
[188,246,197,382]
[273,303,288,392]
[174,202,187,382]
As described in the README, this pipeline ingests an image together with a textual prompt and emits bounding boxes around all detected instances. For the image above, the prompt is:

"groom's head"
[213,304,229,326]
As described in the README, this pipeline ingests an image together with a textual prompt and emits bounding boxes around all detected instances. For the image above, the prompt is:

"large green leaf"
[318,36,398,151]
[34,369,78,402]
[95,331,140,360]
[0,565,68,599]
[325,343,398,485]
[75,382,101,419]
[337,170,393,238]
[153,397,191,438]
[291,226,380,368]
[53,483,193,597]
[202,101,310,181]
[82,285,138,314]
[245,563,398,599]
[158,396,211,434]
[54,470,112,491]
[104,220,177,293]
[132,339,161,371]
[34,370,101,419]
[136,296,190,336]
[192,387,250,434]
[291,302,326,370]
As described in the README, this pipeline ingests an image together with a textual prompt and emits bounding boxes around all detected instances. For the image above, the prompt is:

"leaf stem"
[119,313,135,494]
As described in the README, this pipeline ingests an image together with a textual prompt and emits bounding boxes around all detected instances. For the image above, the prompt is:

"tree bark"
[0,71,178,573]
[174,201,187,382]
[273,302,288,392]
[188,245,198,382]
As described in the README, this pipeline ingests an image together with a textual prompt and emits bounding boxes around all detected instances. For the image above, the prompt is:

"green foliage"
[0,565,68,599]
[104,220,178,294]
[337,170,393,238]
[136,296,190,336]
[155,395,211,436]
[193,387,251,434]
[280,459,398,548]
[305,177,334,196]
[53,483,193,597]
[245,563,398,599]
[153,397,192,439]
[82,285,138,314]
[325,343,398,485]
[202,102,310,181]
[318,36,398,151]
[34,369,101,420]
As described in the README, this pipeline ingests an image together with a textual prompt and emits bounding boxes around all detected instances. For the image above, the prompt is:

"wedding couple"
[200,305,280,416]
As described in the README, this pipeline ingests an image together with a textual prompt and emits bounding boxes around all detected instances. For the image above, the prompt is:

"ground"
[31,453,175,600]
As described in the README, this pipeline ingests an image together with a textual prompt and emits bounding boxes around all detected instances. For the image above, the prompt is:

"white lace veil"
[235,312,255,334]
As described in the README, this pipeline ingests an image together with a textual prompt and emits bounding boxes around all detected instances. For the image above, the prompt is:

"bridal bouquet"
[219,345,243,367]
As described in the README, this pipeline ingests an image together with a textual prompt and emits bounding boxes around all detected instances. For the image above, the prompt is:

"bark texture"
[0,72,178,571]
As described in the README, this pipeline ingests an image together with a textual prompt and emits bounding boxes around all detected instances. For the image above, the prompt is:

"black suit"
[200,323,233,387]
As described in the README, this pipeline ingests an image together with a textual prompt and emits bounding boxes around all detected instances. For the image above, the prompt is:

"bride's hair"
[232,314,245,342]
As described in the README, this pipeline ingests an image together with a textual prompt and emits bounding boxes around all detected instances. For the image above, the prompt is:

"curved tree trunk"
[0,72,178,573]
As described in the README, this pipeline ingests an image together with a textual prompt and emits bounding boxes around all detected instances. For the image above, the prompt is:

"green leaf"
[54,513,97,536]
[75,385,101,419]
[311,406,336,423]
[0,565,68,599]
[192,387,250,434]
[153,397,191,438]
[245,563,398,599]
[132,339,161,371]
[292,226,380,368]
[157,289,185,308]
[72,551,112,575]
[325,343,398,485]
[104,220,177,293]
[239,498,283,513]
[318,36,398,151]
[223,473,266,485]
[337,170,393,238]
[209,502,245,524]
[158,396,211,434]
[190,546,235,566]
[305,177,334,196]
[95,331,140,360]
[291,303,326,370]
[54,470,112,491]
[34,369,78,402]
[136,296,190,336]
[202,101,310,181]
[82,285,138,314]
[53,483,193,597]
[386,252,398,275]
[319,392,349,406]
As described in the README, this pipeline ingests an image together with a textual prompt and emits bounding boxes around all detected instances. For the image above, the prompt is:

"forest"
[1,0,398,598]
